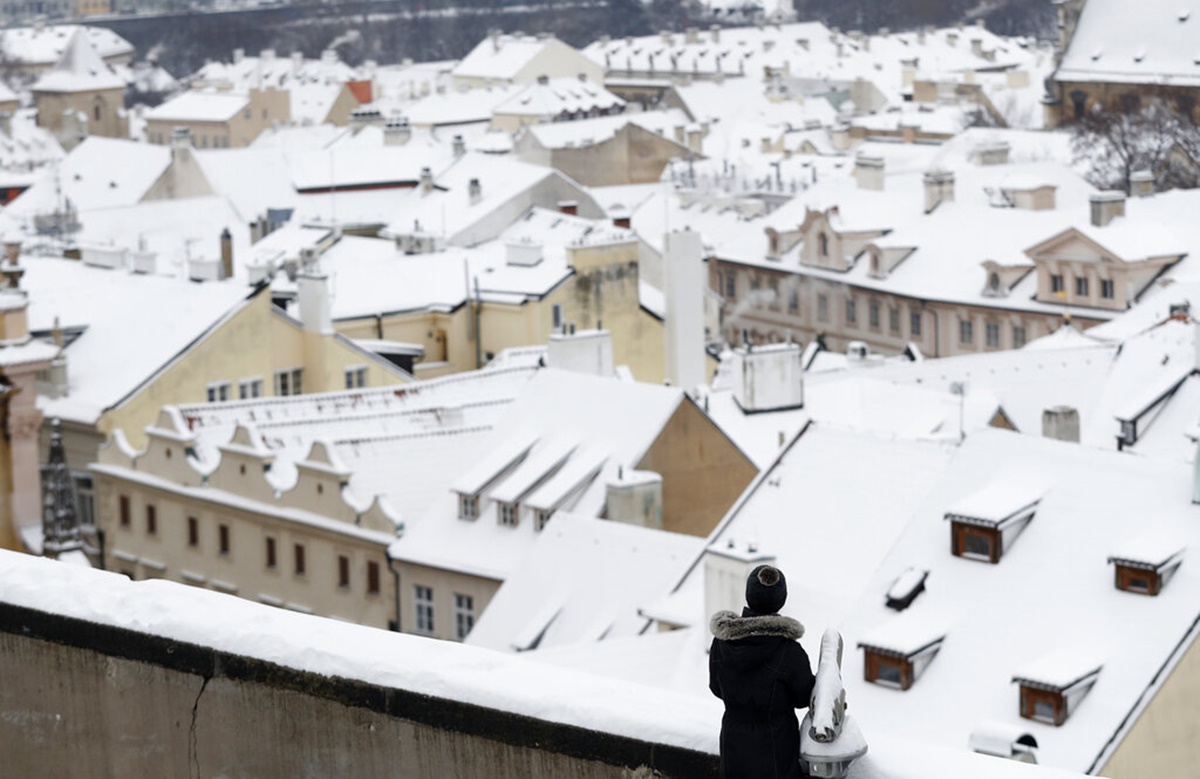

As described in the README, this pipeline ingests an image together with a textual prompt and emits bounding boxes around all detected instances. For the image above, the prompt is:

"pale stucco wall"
[1100,626,1200,778]
[394,558,501,642]
[92,467,396,630]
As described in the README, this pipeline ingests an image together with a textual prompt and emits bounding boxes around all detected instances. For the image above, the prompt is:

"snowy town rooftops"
[0,24,132,68]
[1057,0,1200,86]
[856,610,947,659]
[0,550,1095,778]
[31,30,125,93]
[521,108,690,150]
[453,34,584,82]
[145,91,252,124]
[1011,648,1104,693]
[943,472,1052,528]
[188,48,357,92]
[494,75,624,117]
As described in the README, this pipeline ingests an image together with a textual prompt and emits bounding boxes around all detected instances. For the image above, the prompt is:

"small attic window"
[458,492,479,520]
[858,621,945,691]
[1108,539,1184,596]
[1013,658,1102,726]
[534,508,554,531]
[945,477,1047,564]
[499,501,519,527]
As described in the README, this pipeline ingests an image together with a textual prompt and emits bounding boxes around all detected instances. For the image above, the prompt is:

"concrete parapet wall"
[0,600,717,778]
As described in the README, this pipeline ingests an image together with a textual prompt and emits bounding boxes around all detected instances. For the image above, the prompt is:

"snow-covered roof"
[0,24,132,67]
[568,423,1200,773]
[145,91,251,123]
[6,137,169,218]
[31,29,124,93]
[388,369,687,580]
[493,76,624,118]
[187,49,357,92]
[403,84,521,126]
[28,256,252,425]
[1056,0,1200,87]
[0,550,1096,778]
[521,108,691,150]
[466,512,703,652]
[454,35,575,81]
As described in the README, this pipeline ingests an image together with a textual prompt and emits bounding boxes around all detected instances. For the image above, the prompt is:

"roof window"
[884,567,927,611]
[1108,536,1184,596]
[1013,650,1102,726]
[857,614,946,691]
[945,475,1050,563]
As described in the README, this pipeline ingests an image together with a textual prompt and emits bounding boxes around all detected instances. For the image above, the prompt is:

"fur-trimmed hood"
[710,610,804,642]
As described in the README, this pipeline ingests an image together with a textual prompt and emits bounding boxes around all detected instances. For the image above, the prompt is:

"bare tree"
[1071,98,1200,193]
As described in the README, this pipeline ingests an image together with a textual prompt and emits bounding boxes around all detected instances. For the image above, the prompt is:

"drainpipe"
[473,275,483,369]
[386,549,401,633]
[375,312,384,340]
[925,302,940,358]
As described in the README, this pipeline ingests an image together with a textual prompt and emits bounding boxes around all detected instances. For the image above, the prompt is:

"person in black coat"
[709,564,816,779]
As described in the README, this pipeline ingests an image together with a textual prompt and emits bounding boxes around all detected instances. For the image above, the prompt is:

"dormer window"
[1108,538,1184,596]
[945,476,1048,563]
[534,508,554,531]
[499,501,519,527]
[458,492,479,520]
[1013,653,1103,726]
[818,232,829,258]
[858,616,945,691]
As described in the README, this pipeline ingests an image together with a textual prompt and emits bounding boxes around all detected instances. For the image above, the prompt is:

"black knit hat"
[745,564,787,614]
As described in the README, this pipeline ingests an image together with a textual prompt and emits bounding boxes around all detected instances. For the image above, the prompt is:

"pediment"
[1025,228,1125,265]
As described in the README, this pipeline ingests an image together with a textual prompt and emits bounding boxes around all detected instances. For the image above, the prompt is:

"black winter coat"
[709,609,816,779]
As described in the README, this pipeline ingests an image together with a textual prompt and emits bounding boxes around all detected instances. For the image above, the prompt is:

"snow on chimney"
[1090,191,1125,227]
[452,134,466,157]
[420,166,433,194]
[663,229,707,394]
[220,227,233,280]
[975,140,1010,165]
[547,327,613,375]
[384,116,411,146]
[705,539,775,619]
[469,177,482,205]
[731,341,804,413]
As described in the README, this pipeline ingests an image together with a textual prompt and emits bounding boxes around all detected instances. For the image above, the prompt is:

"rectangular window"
[238,378,263,400]
[455,593,475,641]
[337,555,350,589]
[817,293,829,322]
[552,303,563,329]
[458,493,478,520]
[265,536,277,569]
[725,274,736,299]
[1075,276,1089,296]
[876,660,903,686]
[499,502,519,527]
[889,307,900,333]
[1100,279,1114,299]
[187,516,199,547]
[74,474,95,526]
[534,509,553,531]
[206,381,231,402]
[1050,274,1064,293]
[218,523,230,555]
[1013,325,1027,349]
[959,319,974,345]
[146,505,157,536]
[274,368,303,397]
[344,366,367,389]
[415,585,435,635]
[119,495,130,527]
[985,322,1000,348]
[788,290,799,313]
[294,543,306,576]
[910,311,922,337]
[367,561,381,595]
[869,301,880,329]
[845,299,857,325]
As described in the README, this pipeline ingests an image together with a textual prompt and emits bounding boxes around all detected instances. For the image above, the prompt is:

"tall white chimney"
[663,229,707,394]
[855,153,885,191]
[296,248,333,334]
[704,540,775,619]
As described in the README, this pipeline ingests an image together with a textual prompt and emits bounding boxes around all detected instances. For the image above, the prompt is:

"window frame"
[499,501,519,527]
[1100,279,1115,299]
[274,367,304,397]
[146,504,157,536]
[985,321,1000,349]
[119,495,131,528]
[265,536,277,569]
[206,381,232,403]
[1019,685,1065,726]
[367,560,381,595]
[958,318,974,345]
[951,521,1000,563]
[218,523,231,556]
[863,649,913,690]
[238,377,263,400]
[187,516,199,548]
[337,554,350,589]
[455,593,475,641]
[1075,276,1089,297]
[343,365,367,390]
[910,311,922,338]
[458,492,479,520]
[1050,274,1064,293]
[415,584,435,635]
[293,542,306,576]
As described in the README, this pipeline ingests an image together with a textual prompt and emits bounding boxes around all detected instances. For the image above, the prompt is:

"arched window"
[988,272,1001,293]
[93,103,101,122]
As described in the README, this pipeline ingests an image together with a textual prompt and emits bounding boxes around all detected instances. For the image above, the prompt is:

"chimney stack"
[731,341,804,413]
[1089,191,1125,227]
[220,227,233,280]
[606,469,663,529]
[468,177,482,205]
[1130,169,1155,197]
[663,229,707,394]
[547,327,613,376]
[854,153,885,191]
[1042,406,1080,443]
[710,24,720,43]
[923,170,955,213]
[704,541,775,620]
[420,166,433,194]
[296,248,332,335]
[384,116,411,146]
[452,134,466,157]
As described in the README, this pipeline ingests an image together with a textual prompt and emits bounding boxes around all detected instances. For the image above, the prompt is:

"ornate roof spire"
[42,418,81,557]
